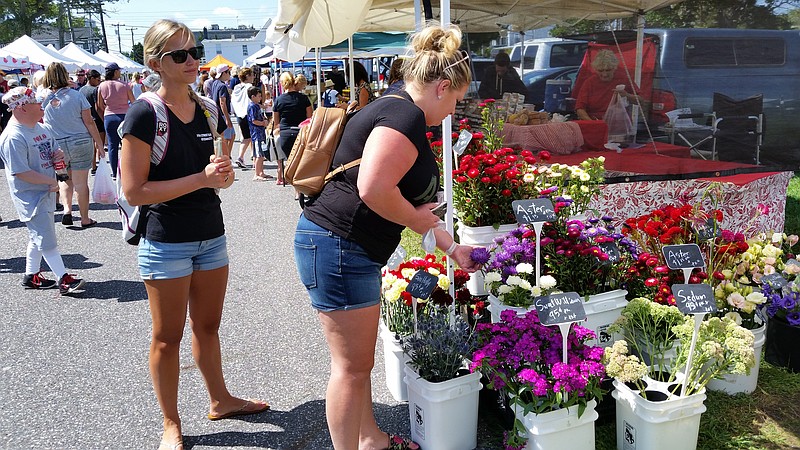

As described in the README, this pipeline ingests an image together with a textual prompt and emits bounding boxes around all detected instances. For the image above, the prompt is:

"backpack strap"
[324,94,409,182]
[137,91,170,165]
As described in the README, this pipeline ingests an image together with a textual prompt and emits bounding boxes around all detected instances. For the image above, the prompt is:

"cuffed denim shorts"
[294,213,382,312]
[57,135,94,171]
[138,235,229,280]
[223,126,235,140]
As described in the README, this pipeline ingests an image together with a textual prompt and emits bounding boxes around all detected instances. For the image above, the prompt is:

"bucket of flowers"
[604,308,755,450]
[471,309,605,450]
[759,238,800,373]
[379,254,484,401]
[402,309,483,450]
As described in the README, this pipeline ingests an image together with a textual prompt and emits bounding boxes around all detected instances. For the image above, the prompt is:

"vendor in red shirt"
[575,49,639,121]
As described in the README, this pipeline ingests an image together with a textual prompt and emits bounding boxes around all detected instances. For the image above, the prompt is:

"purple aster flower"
[470,247,491,265]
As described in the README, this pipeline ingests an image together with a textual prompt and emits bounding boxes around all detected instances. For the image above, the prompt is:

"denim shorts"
[252,139,268,158]
[223,126,236,140]
[138,235,229,280]
[294,213,382,312]
[57,135,94,171]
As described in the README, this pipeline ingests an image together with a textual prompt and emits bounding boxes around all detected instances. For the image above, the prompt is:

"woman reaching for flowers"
[120,19,267,450]
[294,24,481,450]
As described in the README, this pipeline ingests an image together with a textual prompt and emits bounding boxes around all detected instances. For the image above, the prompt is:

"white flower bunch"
[484,264,558,308]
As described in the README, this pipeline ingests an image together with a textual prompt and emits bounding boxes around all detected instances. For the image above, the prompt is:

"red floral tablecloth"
[589,171,791,233]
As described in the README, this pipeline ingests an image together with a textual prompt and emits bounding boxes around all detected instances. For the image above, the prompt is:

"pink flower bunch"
[471,309,605,449]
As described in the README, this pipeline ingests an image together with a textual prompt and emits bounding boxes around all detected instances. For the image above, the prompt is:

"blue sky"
[102,0,279,53]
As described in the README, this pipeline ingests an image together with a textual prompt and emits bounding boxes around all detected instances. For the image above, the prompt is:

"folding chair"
[712,93,764,165]
[661,107,716,159]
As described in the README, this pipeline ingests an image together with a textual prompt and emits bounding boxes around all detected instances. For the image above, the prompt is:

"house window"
[242,45,249,56]
[215,44,222,55]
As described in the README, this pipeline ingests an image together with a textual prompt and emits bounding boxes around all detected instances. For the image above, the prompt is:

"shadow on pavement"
[82,279,148,302]
[182,401,414,449]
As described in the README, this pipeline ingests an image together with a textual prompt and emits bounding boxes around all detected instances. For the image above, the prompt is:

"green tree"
[0,0,58,43]
[550,0,797,37]
[124,42,143,64]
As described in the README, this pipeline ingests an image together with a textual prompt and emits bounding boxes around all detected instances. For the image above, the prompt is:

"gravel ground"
[0,149,502,450]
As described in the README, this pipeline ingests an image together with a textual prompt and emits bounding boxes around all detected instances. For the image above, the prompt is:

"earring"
[437,95,442,100]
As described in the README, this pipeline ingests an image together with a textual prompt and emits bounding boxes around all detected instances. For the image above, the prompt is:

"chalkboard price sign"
[671,283,717,315]
[534,292,587,326]
[386,245,407,270]
[786,258,800,269]
[405,270,439,300]
[598,242,621,265]
[512,199,556,224]
[452,129,473,156]
[762,272,788,289]
[695,218,722,241]
[662,244,705,270]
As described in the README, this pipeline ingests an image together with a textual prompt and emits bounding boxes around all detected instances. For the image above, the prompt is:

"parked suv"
[495,38,588,75]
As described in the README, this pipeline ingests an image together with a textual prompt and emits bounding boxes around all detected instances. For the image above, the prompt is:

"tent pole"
[315,47,322,108]
[348,37,355,103]
[631,13,645,143]
[415,0,422,31]
[439,0,456,324]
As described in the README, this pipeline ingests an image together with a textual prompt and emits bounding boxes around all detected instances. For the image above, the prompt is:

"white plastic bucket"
[380,322,409,402]
[516,400,598,450]
[581,289,628,348]
[613,380,706,450]
[708,324,766,394]
[487,294,534,323]
[404,366,482,450]
[456,223,518,296]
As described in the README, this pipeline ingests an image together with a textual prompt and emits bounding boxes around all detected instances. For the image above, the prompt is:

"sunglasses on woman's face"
[161,46,204,64]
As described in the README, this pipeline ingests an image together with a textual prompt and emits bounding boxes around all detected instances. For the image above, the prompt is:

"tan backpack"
[285,94,404,196]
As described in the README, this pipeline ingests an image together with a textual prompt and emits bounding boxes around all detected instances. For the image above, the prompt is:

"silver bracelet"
[445,241,458,256]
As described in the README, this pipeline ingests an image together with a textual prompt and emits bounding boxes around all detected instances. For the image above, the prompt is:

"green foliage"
[785,173,800,238]
[125,43,144,64]
[0,0,58,42]
[550,0,797,37]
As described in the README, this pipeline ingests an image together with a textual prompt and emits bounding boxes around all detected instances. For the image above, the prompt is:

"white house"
[198,20,270,68]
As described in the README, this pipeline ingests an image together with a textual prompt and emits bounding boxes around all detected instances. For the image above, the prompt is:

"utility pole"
[95,0,109,52]
[126,27,137,48]
[112,23,124,53]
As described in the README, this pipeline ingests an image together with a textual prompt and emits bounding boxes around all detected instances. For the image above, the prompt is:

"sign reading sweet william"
[512,199,556,224]
[405,270,438,300]
[662,244,705,270]
[534,292,586,326]
[671,283,717,315]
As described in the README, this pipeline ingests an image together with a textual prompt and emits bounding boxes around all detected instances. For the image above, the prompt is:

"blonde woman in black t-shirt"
[120,19,268,450]
[295,25,480,450]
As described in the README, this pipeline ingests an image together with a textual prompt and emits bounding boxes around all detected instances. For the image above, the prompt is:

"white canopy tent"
[59,43,109,72]
[1,35,84,72]
[243,45,274,66]
[0,48,33,71]
[95,50,145,72]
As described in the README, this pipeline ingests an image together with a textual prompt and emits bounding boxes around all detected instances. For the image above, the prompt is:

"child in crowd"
[0,87,85,295]
[247,86,273,181]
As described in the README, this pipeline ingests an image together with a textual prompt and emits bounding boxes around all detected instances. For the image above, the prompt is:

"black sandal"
[386,434,419,450]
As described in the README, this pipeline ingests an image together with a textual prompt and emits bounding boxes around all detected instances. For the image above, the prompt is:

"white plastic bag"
[92,157,116,204]
[603,86,634,144]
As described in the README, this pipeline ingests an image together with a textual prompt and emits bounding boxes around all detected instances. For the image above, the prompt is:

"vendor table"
[547,145,791,233]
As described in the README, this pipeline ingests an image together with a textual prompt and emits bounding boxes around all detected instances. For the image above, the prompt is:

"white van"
[497,38,588,75]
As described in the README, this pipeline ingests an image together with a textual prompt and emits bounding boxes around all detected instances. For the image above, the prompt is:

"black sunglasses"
[161,46,204,64]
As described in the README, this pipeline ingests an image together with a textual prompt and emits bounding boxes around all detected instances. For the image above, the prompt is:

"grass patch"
[785,173,800,236]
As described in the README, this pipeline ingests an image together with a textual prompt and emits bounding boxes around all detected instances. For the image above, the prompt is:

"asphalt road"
[0,150,501,450]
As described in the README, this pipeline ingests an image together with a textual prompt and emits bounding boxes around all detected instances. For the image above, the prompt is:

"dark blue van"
[574,28,800,165]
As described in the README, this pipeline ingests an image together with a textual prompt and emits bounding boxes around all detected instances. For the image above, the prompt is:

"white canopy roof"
[59,43,109,72]
[243,45,274,66]
[1,35,84,72]
[95,50,145,72]
[268,0,687,61]
[0,48,33,71]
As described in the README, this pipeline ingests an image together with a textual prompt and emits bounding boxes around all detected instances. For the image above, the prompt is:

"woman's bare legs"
[318,304,388,450]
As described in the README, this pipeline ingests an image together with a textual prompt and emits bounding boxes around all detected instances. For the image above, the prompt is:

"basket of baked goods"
[507,108,551,126]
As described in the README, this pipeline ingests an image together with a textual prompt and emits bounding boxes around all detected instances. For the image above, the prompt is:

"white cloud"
[190,18,212,30]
